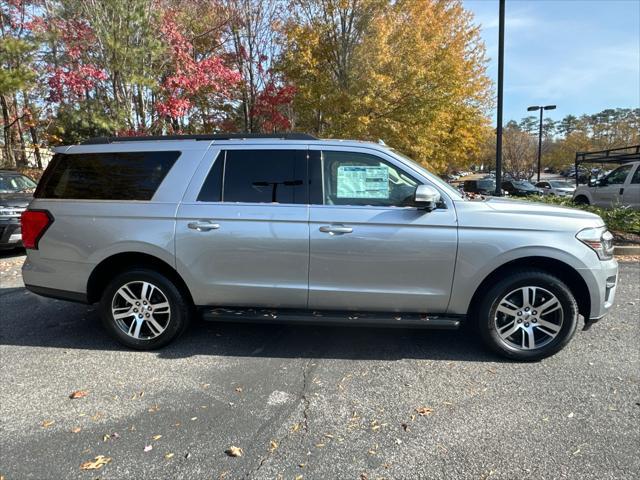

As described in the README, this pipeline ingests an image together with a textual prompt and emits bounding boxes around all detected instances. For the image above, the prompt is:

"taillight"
[20,210,53,249]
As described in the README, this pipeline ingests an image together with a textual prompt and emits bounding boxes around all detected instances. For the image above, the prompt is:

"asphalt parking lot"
[1,253,638,480]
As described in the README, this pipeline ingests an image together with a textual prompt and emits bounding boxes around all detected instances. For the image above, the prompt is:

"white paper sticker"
[336,166,389,199]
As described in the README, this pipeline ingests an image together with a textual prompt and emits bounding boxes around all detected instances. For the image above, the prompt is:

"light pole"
[527,104,556,182]
[495,0,505,196]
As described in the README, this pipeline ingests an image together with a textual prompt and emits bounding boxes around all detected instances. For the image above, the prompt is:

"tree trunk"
[22,92,42,169]
[1,95,15,167]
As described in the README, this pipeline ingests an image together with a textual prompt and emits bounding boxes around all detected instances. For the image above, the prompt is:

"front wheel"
[477,270,578,361]
[99,269,191,349]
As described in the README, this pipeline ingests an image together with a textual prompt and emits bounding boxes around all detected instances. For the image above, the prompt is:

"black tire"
[477,270,578,361]
[574,195,589,205]
[99,268,192,350]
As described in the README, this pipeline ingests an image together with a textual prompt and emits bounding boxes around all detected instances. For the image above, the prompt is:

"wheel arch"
[467,256,591,321]
[87,252,194,305]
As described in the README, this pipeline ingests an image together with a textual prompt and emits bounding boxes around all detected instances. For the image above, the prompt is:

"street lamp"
[527,104,556,182]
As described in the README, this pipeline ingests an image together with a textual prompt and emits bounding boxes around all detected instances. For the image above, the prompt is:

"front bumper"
[579,258,619,320]
[0,219,22,249]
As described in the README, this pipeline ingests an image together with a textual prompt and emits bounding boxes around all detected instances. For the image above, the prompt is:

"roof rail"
[82,132,318,144]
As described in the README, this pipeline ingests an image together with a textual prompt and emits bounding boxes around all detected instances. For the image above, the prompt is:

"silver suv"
[21,134,619,360]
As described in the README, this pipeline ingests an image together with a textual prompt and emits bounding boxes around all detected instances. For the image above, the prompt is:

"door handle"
[319,225,353,235]
[619,188,624,195]
[188,221,220,232]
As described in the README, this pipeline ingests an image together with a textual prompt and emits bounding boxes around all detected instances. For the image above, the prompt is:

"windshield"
[513,181,538,191]
[549,180,573,188]
[0,174,37,193]
[390,150,463,199]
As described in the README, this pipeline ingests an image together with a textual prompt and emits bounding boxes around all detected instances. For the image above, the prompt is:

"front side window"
[630,166,640,184]
[605,164,632,185]
[313,150,419,207]
[198,150,306,204]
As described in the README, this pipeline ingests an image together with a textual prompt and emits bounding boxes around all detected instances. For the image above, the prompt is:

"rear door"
[175,146,310,308]
[593,164,633,207]
[307,147,458,313]
[622,164,640,209]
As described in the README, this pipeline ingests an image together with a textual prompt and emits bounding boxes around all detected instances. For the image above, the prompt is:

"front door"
[622,164,640,209]
[593,164,633,207]
[307,147,458,313]
[176,147,310,308]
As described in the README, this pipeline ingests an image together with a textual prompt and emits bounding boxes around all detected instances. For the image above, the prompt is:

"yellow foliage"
[280,0,492,173]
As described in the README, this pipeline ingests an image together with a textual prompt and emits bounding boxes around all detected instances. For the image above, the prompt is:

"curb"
[614,245,640,256]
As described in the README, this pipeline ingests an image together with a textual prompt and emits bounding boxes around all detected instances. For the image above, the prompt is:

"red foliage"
[252,82,296,132]
[47,65,107,102]
[155,13,241,120]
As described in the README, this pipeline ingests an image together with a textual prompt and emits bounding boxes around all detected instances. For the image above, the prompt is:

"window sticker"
[336,166,389,199]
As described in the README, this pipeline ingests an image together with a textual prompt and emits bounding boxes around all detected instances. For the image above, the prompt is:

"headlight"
[576,227,614,260]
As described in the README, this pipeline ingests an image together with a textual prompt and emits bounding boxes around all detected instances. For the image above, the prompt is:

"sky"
[463,0,640,124]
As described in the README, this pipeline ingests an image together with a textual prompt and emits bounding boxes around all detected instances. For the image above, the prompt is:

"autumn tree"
[280,0,492,172]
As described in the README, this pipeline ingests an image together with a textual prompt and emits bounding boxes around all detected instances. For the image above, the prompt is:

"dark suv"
[0,170,37,249]
[463,178,496,195]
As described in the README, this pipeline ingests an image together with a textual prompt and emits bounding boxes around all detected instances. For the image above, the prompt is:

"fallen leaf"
[103,434,110,442]
[148,405,160,413]
[235,387,243,393]
[69,390,89,399]
[269,440,278,453]
[225,446,243,457]
[416,407,433,416]
[191,417,198,421]
[315,443,325,448]
[80,455,111,470]
[42,420,55,428]
[152,434,162,441]
[165,453,174,459]
[568,412,575,418]
[71,426,82,433]
[401,423,409,431]
[144,445,153,452]
[295,476,303,480]
[291,422,302,432]
[184,452,191,459]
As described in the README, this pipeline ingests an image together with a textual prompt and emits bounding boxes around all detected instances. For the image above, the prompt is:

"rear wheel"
[99,269,191,349]
[574,195,589,205]
[477,270,578,361]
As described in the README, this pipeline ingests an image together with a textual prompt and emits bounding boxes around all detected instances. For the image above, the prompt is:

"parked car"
[22,134,618,360]
[535,180,576,197]
[501,180,543,197]
[463,178,496,195]
[0,170,37,249]
[573,161,640,209]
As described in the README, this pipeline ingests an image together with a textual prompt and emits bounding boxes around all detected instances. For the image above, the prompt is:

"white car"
[535,180,576,197]
[573,161,640,209]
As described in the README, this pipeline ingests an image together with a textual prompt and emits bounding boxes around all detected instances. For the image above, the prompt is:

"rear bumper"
[25,284,88,303]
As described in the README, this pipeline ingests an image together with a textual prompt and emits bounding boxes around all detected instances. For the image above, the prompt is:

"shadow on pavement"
[0,286,502,363]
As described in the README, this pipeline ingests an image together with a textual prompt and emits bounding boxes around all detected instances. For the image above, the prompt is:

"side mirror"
[414,185,441,211]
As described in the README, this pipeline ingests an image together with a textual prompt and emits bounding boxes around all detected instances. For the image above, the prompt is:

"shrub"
[528,195,640,234]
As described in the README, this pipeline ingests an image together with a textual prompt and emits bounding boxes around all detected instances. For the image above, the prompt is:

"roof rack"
[82,132,318,144]
[574,144,640,185]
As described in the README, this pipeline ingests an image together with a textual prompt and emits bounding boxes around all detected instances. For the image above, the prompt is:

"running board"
[200,307,462,329]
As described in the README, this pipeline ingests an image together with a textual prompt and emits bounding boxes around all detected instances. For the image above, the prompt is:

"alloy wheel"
[494,286,564,351]
[111,281,171,340]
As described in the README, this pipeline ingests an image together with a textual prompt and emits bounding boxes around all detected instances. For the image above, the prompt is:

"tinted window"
[197,153,224,202]
[605,164,632,185]
[313,151,419,207]
[632,166,640,184]
[36,151,179,200]
[222,150,306,204]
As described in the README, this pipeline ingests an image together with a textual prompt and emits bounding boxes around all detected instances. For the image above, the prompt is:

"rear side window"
[198,150,307,204]
[35,151,180,200]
